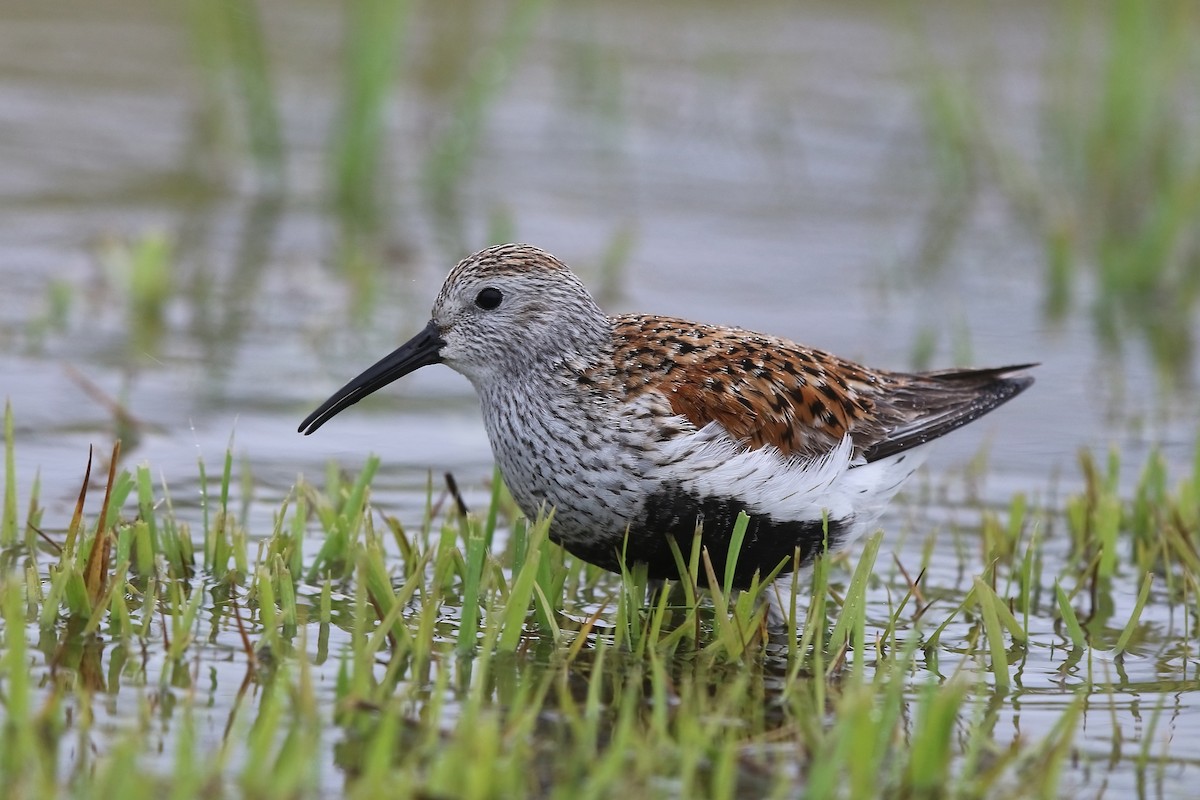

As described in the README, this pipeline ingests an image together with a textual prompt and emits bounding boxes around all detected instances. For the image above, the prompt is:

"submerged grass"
[0,407,1197,796]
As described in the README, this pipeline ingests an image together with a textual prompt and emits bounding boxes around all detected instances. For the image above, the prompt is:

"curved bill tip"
[298,319,444,435]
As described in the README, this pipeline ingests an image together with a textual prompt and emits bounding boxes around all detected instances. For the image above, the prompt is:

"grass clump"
[0,404,1196,796]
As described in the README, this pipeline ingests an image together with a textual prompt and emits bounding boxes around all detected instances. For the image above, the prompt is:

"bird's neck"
[470,312,622,451]
[471,335,643,542]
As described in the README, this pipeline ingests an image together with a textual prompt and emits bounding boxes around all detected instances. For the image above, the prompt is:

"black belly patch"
[558,485,848,590]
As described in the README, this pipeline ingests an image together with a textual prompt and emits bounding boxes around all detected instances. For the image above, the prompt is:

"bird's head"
[298,243,608,434]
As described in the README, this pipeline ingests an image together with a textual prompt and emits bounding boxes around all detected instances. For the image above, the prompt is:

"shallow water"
[2,0,1198,796]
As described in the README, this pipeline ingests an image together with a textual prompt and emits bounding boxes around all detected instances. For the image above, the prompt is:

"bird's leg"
[750,573,803,638]
[761,588,792,633]
[645,578,667,606]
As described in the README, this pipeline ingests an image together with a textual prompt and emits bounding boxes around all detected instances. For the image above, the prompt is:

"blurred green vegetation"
[330,0,412,228]
[184,0,285,189]
[421,0,549,253]
[915,0,1200,383]
[1043,0,1200,379]
[97,232,174,358]
[175,0,1200,385]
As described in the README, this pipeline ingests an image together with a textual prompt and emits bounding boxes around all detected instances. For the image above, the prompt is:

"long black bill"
[298,319,445,435]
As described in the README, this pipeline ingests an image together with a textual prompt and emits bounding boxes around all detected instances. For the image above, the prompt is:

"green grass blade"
[2,400,17,546]
[722,511,750,598]
[826,532,883,667]
[1054,580,1087,649]
[498,517,548,651]
[974,576,1010,690]
[456,519,488,655]
[1113,572,1153,656]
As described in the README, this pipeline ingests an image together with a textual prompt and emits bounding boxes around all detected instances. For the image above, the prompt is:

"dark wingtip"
[862,362,1038,463]
[1007,373,1036,392]
[922,362,1039,380]
[993,364,1041,398]
[995,365,1037,395]
[999,362,1038,383]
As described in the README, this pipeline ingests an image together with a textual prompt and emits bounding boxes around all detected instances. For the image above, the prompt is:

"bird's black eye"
[474,287,503,310]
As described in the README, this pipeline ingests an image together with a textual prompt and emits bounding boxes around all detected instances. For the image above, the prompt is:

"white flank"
[656,421,930,547]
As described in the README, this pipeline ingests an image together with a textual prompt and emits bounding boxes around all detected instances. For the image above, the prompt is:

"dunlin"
[300,244,1033,590]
